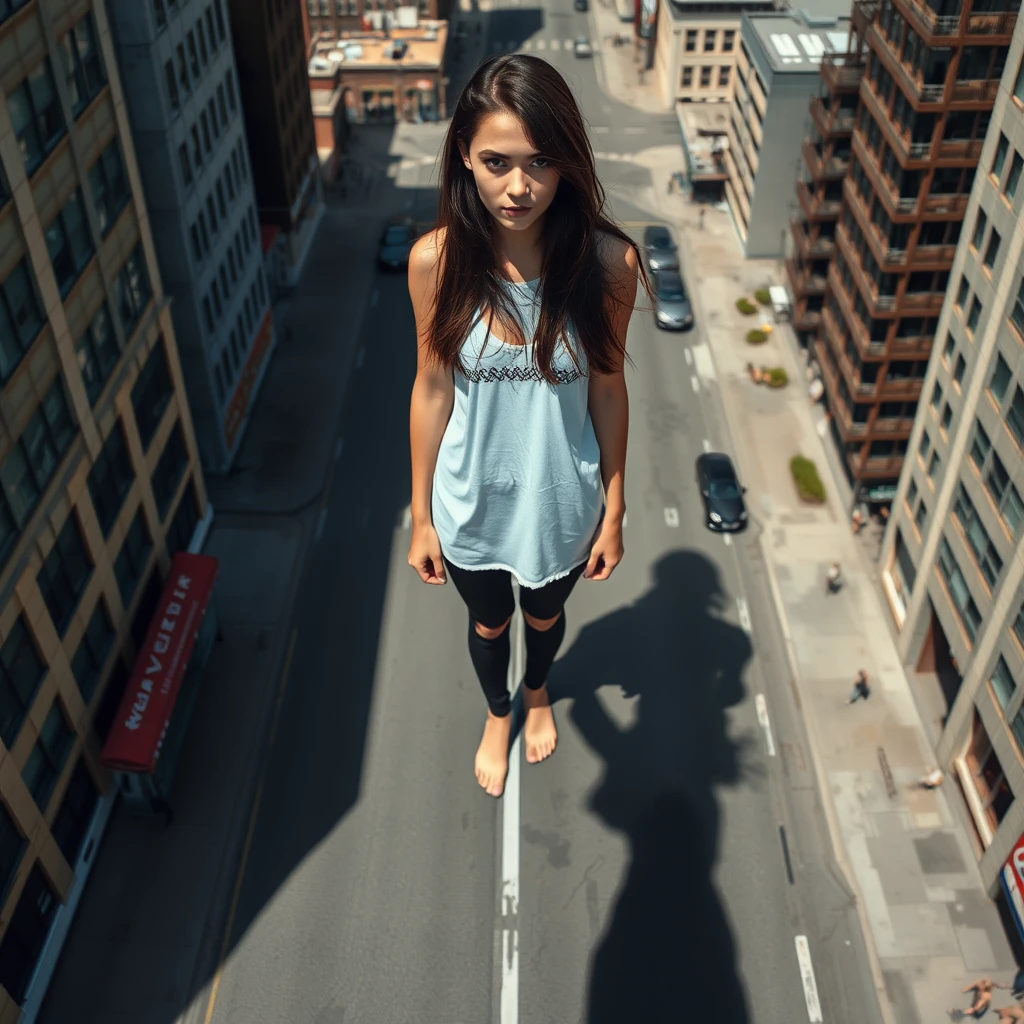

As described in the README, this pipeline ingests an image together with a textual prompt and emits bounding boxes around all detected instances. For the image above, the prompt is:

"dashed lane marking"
[684,347,692,366]
[691,375,699,392]
[550,38,560,50]
[664,507,679,528]
[736,597,751,633]
[536,38,546,49]
[755,694,776,757]
[795,936,823,1022]
[702,439,711,452]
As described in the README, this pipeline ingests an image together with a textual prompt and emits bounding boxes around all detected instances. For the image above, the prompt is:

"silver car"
[643,224,679,273]
[574,36,593,57]
[654,270,693,331]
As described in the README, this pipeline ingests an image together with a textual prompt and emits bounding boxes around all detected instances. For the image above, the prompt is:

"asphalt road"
[206,5,883,1023]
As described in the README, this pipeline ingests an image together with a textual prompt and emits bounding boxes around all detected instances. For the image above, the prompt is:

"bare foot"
[475,711,512,797]
[522,684,557,764]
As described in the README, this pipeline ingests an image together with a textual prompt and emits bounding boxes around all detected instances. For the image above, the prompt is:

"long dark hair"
[428,54,649,383]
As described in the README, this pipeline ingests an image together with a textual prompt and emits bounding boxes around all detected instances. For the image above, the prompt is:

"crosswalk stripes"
[535,38,546,49]
[550,38,560,50]
[500,36,600,53]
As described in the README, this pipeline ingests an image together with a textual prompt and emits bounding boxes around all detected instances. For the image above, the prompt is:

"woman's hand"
[583,518,623,581]
[408,521,447,584]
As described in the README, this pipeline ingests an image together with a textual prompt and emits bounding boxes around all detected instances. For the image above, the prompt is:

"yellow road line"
[203,625,298,1024]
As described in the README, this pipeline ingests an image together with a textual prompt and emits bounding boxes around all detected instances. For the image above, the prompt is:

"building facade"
[879,12,1024,901]
[0,0,210,1016]
[725,8,852,257]
[800,0,1016,500]
[304,0,452,35]
[227,0,324,289]
[106,0,273,476]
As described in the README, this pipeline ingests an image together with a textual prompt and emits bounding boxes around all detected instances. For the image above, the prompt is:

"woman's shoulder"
[409,225,448,281]
[596,229,639,297]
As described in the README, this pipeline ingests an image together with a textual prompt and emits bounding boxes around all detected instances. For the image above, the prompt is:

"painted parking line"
[755,694,776,757]
[702,439,711,452]
[794,936,823,1022]
[684,347,693,366]
[664,507,679,527]
[691,375,699,392]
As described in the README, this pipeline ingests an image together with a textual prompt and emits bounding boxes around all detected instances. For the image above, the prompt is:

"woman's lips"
[502,206,532,217]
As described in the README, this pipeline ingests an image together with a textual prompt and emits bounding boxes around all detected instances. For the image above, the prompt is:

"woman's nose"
[507,169,529,197]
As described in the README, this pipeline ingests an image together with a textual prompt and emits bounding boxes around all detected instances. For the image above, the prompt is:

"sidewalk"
[673,196,1019,1022]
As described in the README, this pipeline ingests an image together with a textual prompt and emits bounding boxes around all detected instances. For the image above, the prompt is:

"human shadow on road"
[548,549,755,1023]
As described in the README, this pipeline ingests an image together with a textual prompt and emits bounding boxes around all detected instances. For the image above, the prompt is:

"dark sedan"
[653,270,693,330]
[643,224,678,273]
[696,453,748,532]
[377,216,416,271]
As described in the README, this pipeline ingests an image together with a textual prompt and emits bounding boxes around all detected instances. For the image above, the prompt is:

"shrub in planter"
[736,298,758,315]
[790,455,826,503]
[754,287,771,305]
[765,367,788,388]
[746,329,768,344]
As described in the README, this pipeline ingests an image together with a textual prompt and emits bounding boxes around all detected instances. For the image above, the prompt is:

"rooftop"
[666,0,778,17]
[745,8,851,75]
[308,21,447,73]
[676,102,729,180]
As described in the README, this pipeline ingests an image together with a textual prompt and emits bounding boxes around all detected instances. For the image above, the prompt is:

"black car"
[642,224,679,273]
[696,453,748,532]
[377,216,416,271]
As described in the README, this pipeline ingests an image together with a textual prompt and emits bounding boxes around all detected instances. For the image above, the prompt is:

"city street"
[195,4,883,1023]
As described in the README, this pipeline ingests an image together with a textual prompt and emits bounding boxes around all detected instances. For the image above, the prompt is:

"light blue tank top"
[432,278,604,588]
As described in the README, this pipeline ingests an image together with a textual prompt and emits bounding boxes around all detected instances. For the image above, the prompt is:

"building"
[0,0,211,1016]
[226,0,325,289]
[725,8,853,258]
[878,12,1024,908]
[307,21,448,128]
[303,0,452,35]
[653,0,776,110]
[799,0,1016,500]
[105,0,274,476]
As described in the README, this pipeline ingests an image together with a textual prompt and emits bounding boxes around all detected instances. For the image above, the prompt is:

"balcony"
[852,129,913,216]
[936,137,985,161]
[872,416,916,435]
[899,290,945,314]
[787,256,827,296]
[950,79,1001,103]
[810,97,856,137]
[802,137,850,180]
[878,376,925,400]
[965,10,1018,36]
[791,217,836,258]
[835,222,897,313]
[892,0,1017,41]
[820,52,866,93]
[914,242,957,266]
[863,455,907,475]
[921,193,969,215]
[852,0,881,42]
[794,307,823,331]
[828,266,887,356]
[797,180,841,221]
[842,178,907,267]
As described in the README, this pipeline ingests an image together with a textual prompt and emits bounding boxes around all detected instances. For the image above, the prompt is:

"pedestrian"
[961,978,1010,1018]
[825,562,841,595]
[851,508,865,534]
[667,175,674,195]
[406,54,644,799]
[918,766,944,789]
[995,1007,1024,1023]
[847,669,870,704]
[698,207,705,230]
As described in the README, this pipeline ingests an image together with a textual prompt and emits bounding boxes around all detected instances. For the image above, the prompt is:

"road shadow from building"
[548,549,755,1022]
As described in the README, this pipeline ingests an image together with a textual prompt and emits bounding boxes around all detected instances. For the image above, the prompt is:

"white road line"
[314,507,328,543]
[500,617,523,1024]
[550,38,560,50]
[522,39,532,49]
[334,437,344,461]
[755,694,776,757]
[356,347,365,369]
[723,533,732,546]
[564,38,574,48]
[684,347,693,366]
[623,126,646,134]
[794,936,823,1022]
[702,439,711,452]
[401,505,412,529]
[371,289,379,307]
[691,375,699,392]
[593,125,610,133]
[736,597,751,633]
[664,507,679,527]
[536,38,546,49]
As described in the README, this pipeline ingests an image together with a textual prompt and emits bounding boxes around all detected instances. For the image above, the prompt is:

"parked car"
[574,0,589,10]
[643,224,678,273]
[377,216,416,271]
[695,453,748,532]
[653,270,693,330]
[573,36,593,57]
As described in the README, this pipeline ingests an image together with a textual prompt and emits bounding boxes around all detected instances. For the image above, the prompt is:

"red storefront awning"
[100,553,219,773]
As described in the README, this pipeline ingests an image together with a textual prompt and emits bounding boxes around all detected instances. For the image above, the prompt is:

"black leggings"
[444,558,586,717]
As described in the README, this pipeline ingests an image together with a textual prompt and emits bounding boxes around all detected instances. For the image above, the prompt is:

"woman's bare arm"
[407,229,455,583]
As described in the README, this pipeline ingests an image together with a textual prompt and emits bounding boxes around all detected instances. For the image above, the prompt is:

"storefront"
[99,553,220,818]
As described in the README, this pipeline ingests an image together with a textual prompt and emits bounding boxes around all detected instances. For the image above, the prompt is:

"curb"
[757,531,896,1024]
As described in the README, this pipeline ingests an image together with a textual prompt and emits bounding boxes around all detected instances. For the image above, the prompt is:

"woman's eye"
[483,158,505,168]
[532,158,550,168]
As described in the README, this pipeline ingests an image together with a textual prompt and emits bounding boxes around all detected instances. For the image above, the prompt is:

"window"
[216,180,227,221]
[906,476,918,511]
[202,296,214,333]
[0,866,59,1006]
[967,296,982,333]
[154,0,167,28]
[208,97,219,139]
[190,224,202,265]
[58,14,106,118]
[984,229,1001,271]
[114,508,152,608]
[993,133,1009,179]
[132,339,173,451]
[971,420,992,470]
[681,67,693,87]
[1009,387,1024,447]
[685,29,697,51]
[75,303,119,405]
[972,209,987,250]
[179,142,192,188]
[723,29,735,51]
[113,244,152,338]
[92,657,128,744]
[88,140,130,237]
[226,68,237,111]
[704,30,716,51]
[186,30,200,79]
[217,83,228,127]
[700,66,712,87]
[7,60,66,174]
[1012,277,1024,338]
[990,354,1012,403]
[191,123,202,170]
[206,7,218,52]
[165,60,179,113]
[212,280,222,319]
[931,382,943,411]
[957,275,969,309]
[167,481,200,555]
[21,701,73,811]
[37,514,92,636]
[719,66,731,86]
[0,259,43,382]
[1015,57,1024,104]
[152,423,189,518]
[0,619,44,748]
[197,18,209,66]
[936,538,982,642]
[943,333,955,362]
[954,483,1003,587]
[919,429,932,461]
[87,421,133,537]
[176,43,190,95]
[45,190,92,296]
[200,111,212,154]
[70,599,113,703]
[1005,152,1023,203]
[954,354,966,387]
[214,0,226,42]
[1015,601,1024,649]
[51,757,98,868]
[927,449,940,481]
[915,498,927,531]
[941,403,953,433]
[219,264,229,301]
[0,806,25,905]
[991,655,1016,709]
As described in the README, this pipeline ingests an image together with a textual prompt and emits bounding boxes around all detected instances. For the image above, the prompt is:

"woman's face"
[459,111,560,232]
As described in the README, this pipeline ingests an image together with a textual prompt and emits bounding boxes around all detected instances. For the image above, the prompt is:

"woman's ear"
[457,140,472,170]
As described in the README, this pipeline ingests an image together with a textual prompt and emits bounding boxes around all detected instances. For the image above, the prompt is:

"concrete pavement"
[668,189,1021,1023]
